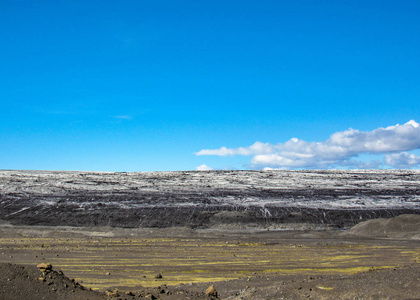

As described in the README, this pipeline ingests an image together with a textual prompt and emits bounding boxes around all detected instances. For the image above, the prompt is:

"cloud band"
[196,120,420,169]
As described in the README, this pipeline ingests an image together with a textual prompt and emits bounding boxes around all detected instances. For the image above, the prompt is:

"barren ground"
[1,170,420,299]
[1,219,420,299]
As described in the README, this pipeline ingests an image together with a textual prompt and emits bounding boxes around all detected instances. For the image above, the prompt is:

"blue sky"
[1,0,419,171]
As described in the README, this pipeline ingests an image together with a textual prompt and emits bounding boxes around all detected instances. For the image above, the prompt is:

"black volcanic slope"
[0,170,419,228]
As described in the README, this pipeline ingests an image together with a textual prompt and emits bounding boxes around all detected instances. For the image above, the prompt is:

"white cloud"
[195,142,273,156]
[262,167,288,171]
[196,164,214,171]
[328,120,420,153]
[196,120,420,169]
[385,152,420,168]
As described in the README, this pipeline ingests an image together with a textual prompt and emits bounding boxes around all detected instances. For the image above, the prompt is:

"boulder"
[105,290,120,297]
[205,285,218,297]
[36,263,52,272]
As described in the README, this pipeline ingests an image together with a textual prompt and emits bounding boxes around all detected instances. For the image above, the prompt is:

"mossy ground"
[0,233,418,290]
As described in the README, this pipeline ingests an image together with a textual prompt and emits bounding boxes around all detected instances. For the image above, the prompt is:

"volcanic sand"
[1,216,420,299]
